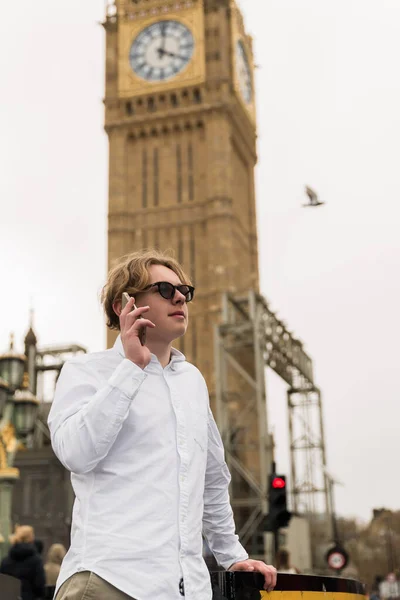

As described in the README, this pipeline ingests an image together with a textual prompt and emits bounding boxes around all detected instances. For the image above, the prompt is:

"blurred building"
[0,324,86,554]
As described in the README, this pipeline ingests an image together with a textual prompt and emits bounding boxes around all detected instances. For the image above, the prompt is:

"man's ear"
[112,299,122,318]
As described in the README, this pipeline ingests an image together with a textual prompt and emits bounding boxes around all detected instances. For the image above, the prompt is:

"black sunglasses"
[142,281,195,303]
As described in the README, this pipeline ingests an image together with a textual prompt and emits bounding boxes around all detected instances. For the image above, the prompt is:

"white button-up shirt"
[48,336,248,600]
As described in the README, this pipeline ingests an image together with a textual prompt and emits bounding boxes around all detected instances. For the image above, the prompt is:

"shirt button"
[179,578,185,596]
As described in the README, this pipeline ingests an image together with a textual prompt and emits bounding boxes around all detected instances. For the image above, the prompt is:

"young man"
[48,250,276,600]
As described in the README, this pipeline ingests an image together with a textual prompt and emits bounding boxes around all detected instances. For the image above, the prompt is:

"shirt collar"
[113,334,186,367]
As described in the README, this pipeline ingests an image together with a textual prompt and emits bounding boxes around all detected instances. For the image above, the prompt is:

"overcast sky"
[1,0,399,522]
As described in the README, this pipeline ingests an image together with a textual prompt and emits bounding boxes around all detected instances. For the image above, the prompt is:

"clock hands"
[157,47,186,60]
[157,26,168,58]
[156,25,191,62]
[160,24,166,52]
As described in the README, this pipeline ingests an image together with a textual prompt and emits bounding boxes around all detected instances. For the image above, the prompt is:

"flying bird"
[303,186,325,207]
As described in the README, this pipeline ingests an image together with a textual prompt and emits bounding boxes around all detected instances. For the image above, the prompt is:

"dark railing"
[210,572,366,600]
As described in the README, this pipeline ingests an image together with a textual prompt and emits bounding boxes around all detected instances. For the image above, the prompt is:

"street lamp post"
[329,477,340,545]
[0,334,39,560]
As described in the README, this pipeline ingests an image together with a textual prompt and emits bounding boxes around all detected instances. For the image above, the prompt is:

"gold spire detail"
[22,372,30,390]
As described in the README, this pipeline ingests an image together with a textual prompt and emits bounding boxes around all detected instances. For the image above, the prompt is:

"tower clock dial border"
[117,5,206,98]
[129,19,195,83]
[230,3,256,123]
[235,39,253,104]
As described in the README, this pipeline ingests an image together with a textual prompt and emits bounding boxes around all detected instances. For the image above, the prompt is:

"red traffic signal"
[265,474,291,531]
[271,477,286,489]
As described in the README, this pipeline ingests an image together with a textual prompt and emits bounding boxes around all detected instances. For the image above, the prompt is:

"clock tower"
[104,0,259,389]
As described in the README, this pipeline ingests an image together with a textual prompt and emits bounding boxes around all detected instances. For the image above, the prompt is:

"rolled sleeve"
[48,357,147,474]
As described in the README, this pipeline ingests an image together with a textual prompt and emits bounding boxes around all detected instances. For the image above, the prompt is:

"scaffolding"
[28,343,87,447]
[214,290,331,553]
[33,344,87,400]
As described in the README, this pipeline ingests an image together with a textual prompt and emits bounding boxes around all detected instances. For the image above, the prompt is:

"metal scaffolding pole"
[287,385,329,516]
[215,291,331,559]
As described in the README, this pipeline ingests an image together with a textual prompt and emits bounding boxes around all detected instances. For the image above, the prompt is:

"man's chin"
[148,323,187,345]
[168,325,188,342]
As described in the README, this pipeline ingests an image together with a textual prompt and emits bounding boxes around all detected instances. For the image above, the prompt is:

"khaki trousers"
[55,571,136,600]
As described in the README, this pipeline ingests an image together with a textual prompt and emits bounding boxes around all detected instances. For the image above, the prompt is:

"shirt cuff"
[219,552,249,571]
[108,358,147,398]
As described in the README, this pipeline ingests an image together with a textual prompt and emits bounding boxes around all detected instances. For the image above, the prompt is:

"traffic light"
[266,474,292,531]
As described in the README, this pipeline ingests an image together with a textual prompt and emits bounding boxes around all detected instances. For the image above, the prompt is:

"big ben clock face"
[129,20,195,82]
[236,40,252,104]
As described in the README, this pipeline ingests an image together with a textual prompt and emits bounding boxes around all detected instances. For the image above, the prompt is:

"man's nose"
[172,290,186,304]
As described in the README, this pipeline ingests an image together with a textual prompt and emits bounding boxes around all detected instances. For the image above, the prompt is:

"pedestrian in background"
[44,544,67,587]
[0,525,45,600]
[379,573,400,600]
[275,548,299,574]
[369,575,384,600]
[33,540,44,557]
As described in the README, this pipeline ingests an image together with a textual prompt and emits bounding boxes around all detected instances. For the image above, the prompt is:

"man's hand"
[119,296,155,369]
[229,559,277,592]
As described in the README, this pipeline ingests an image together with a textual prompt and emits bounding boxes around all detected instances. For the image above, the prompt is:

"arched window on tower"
[176,144,182,204]
[153,148,159,207]
[142,148,148,209]
[188,142,194,202]
[193,89,202,103]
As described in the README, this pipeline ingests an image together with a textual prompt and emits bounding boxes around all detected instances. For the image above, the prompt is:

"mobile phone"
[122,292,146,346]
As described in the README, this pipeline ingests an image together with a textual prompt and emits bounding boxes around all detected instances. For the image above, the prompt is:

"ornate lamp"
[0,378,10,420]
[11,373,40,439]
[0,334,26,391]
